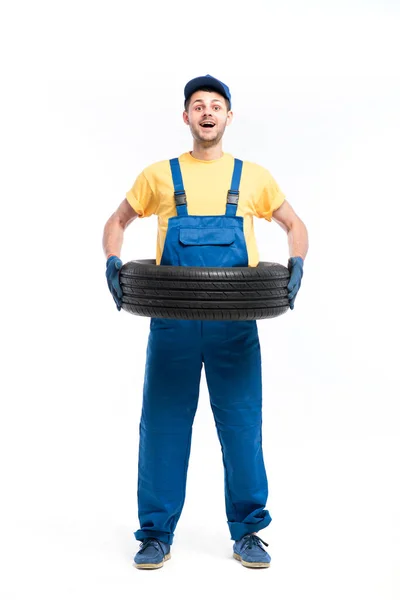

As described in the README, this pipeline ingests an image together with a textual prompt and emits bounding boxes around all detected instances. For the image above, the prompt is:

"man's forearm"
[103,215,125,259]
[288,218,309,261]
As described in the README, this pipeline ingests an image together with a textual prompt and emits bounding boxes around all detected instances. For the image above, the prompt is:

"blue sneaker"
[233,533,271,568]
[134,538,171,569]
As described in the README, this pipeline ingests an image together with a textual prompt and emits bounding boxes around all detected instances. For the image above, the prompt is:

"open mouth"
[200,121,215,128]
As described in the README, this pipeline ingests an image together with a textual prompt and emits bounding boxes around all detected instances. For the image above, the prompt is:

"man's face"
[183,90,233,146]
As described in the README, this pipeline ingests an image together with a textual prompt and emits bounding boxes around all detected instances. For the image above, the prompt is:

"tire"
[120,259,290,321]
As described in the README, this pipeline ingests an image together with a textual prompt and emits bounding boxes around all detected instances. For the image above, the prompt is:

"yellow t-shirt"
[125,151,285,267]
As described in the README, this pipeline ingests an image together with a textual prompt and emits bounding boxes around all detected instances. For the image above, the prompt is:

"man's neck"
[190,142,224,161]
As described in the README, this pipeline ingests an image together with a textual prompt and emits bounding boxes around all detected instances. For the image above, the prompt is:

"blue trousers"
[134,318,272,544]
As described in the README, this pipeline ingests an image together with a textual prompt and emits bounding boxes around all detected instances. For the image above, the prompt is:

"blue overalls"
[134,157,272,544]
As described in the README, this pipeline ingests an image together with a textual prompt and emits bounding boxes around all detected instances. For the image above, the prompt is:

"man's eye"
[214,106,220,110]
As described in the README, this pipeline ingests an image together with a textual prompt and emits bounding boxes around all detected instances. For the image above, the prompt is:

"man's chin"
[199,132,218,141]
[193,131,222,145]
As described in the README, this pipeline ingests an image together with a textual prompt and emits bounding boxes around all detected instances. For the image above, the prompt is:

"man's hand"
[287,257,304,310]
[106,255,123,311]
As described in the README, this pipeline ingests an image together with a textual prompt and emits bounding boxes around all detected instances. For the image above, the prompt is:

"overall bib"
[134,157,272,544]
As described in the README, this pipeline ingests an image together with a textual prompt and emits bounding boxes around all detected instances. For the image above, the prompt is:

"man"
[103,75,309,570]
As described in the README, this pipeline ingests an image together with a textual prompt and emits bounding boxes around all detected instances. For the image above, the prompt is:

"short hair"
[184,87,231,112]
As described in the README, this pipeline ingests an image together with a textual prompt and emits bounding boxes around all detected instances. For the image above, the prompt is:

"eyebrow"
[192,98,223,104]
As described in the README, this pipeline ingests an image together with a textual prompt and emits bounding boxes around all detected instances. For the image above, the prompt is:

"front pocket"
[179,228,235,246]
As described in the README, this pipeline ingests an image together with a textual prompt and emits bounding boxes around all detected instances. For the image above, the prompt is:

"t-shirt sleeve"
[125,170,159,218]
[255,168,286,222]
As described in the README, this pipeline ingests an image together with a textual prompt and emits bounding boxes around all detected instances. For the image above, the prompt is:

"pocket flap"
[179,228,235,246]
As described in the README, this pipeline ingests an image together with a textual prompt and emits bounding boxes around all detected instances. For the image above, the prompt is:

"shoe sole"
[233,552,270,568]
[134,552,171,569]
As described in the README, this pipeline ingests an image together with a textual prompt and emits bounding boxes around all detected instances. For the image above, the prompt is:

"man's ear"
[183,111,189,125]
[226,110,233,126]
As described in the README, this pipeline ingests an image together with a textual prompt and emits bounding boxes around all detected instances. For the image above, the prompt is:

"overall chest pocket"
[179,228,235,246]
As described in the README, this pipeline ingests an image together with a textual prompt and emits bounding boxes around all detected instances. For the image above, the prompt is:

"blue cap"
[184,74,231,106]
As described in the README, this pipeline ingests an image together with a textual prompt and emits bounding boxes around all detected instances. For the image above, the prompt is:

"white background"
[1,0,399,598]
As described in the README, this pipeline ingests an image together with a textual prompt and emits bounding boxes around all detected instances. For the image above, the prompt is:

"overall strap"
[225,158,243,216]
[169,158,188,217]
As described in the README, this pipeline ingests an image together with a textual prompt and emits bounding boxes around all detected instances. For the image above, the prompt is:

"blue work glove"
[106,255,123,311]
[287,257,304,310]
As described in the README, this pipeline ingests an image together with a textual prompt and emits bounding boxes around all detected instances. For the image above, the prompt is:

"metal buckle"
[174,192,187,206]
[227,190,239,205]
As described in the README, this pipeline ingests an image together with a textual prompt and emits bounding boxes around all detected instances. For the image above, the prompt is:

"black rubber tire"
[120,259,290,321]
